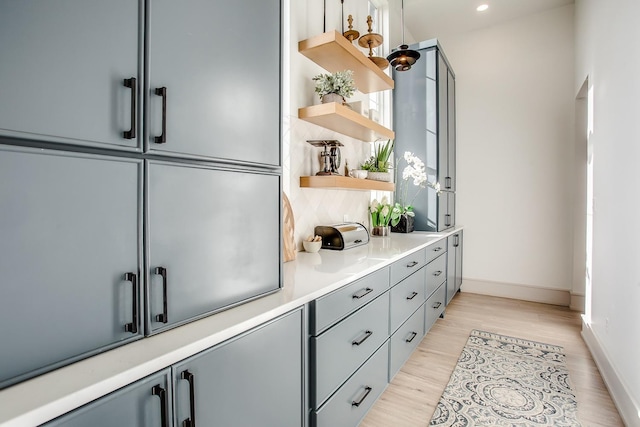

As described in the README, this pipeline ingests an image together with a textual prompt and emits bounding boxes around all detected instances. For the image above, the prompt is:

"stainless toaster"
[314,222,369,250]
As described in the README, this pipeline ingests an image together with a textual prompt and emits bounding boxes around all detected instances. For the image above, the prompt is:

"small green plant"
[369,196,402,227]
[360,139,394,172]
[312,70,356,99]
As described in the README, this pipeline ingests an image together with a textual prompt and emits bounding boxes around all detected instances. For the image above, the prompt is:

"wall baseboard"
[570,293,585,312]
[581,318,640,427]
[461,278,571,306]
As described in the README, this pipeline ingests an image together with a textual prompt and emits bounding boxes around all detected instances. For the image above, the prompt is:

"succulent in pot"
[312,70,356,104]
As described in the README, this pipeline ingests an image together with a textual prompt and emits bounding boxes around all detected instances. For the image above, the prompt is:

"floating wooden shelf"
[300,175,395,191]
[298,30,394,94]
[298,102,395,142]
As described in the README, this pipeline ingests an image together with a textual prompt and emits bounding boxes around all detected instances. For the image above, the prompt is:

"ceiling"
[400,0,574,42]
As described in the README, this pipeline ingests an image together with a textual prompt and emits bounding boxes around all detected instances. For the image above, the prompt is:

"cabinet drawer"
[311,267,389,335]
[312,341,389,427]
[389,267,426,333]
[311,292,389,409]
[389,304,425,380]
[390,249,426,285]
[425,253,447,297]
[425,283,446,333]
[425,240,447,264]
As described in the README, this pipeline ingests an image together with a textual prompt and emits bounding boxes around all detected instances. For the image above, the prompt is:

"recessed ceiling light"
[477,4,489,12]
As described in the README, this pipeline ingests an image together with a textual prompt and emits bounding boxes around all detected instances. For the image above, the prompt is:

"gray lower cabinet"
[389,305,425,379]
[147,161,281,334]
[173,309,304,427]
[43,369,172,427]
[0,1,141,150]
[446,231,464,305]
[147,0,281,166]
[425,284,447,333]
[0,146,142,389]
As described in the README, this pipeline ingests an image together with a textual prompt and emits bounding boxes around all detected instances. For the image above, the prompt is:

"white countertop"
[0,229,461,427]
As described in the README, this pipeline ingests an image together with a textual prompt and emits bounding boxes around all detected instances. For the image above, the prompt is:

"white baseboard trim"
[581,318,640,427]
[460,278,571,306]
[570,293,585,312]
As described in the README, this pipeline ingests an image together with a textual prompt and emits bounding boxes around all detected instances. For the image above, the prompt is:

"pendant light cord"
[401,0,406,45]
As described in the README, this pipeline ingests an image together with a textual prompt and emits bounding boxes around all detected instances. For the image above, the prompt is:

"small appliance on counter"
[314,222,369,250]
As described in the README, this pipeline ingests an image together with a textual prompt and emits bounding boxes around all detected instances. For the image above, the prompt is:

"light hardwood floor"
[360,292,624,427]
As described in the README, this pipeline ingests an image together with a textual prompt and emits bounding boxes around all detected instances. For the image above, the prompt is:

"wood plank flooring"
[360,292,624,427]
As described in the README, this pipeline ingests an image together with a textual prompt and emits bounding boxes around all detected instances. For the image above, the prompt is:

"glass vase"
[371,225,390,237]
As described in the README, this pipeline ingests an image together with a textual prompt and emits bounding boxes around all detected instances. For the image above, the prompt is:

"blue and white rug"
[429,330,581,426]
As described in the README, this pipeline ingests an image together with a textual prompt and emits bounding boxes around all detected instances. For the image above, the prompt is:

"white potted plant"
[360,139,394,182]
[312,70,356,104]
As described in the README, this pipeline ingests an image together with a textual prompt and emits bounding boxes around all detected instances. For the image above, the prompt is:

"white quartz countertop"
[0,229,461,427]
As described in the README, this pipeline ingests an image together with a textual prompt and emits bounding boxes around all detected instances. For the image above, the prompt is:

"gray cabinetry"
[147,161,281,333]
[0,1,141,150]
[425,283,447,332]
[146,0,281,166]
[173,309,303,427]
[394,41,456,231]
[43,369,171,427]
[446,230,464,305]
[0,146,142,388]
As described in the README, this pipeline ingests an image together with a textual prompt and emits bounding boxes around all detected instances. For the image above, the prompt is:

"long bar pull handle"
[406,291,419,300]
[433,301,442,309]
[405,331,418,343]
[154,87,167,144]
[352,330,373,346]
[154,267,168,323]
[351,386,372,407]
[124,272,138,334]
[123,77,136,139]
[406,261,419,268]
[445,177,452,189]
[152,385,169,427]
[352,287,373,299]
[454,233,459,247]
[181,370,196,427]
[445,214,451,227]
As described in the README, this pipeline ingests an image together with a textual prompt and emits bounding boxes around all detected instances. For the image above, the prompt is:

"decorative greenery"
[369,196,402,227]
[312,70,356,99]
[395,151,441,216]
[360,139,394,172]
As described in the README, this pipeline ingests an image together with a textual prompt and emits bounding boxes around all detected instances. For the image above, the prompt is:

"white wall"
[435,6,576,303]
[575,0,640,424]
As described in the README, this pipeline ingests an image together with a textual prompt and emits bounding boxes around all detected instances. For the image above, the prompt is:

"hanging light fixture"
[386,0,420,71]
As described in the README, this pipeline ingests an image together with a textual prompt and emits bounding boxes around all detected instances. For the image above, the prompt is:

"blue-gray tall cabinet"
[393,40,456,232]
[0,1,303,426]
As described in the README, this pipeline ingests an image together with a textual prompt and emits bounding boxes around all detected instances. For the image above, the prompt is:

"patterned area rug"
[429,330,581,426]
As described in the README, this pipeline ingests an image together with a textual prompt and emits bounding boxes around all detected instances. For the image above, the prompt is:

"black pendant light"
[387,0,420,71]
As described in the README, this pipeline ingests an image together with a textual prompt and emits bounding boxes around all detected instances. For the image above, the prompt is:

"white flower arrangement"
[395,151,441,217]
[312,70,356,99]
[369,196,402,227]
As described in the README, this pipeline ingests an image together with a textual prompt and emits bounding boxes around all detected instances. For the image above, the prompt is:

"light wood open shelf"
[298,102,395,142]
[298,30,394,94]
[300,175,395,191]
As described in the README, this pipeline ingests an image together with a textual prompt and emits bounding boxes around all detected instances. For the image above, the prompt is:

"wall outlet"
[343,214,349,222]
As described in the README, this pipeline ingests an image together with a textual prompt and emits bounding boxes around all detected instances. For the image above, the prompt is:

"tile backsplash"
[283,115,384,249]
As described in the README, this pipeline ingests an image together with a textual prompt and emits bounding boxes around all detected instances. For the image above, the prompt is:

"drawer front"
[311,267,390,335]
[312,292,390,408]
[425,253,447,297]
[389,267,426,333]
[390,248,426,285]
[425,283,446,333]
[389,304,425,380]
[312,341,389,427]
[425,240,447,264]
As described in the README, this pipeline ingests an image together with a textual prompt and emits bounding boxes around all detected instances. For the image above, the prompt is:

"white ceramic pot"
[366,171,391,182]
[321,93,345,104]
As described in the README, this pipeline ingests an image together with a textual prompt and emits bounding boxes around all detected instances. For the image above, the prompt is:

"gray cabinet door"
[147,0,281,166]
[0,146,142,388]
[0,1,141,150]
[437,52,449,188]
[455,230,463,290]
[173,309,303,427]
[43,369,171,427]
[147,161,281,333]
[447,69,456,191]
[446,235,456,304]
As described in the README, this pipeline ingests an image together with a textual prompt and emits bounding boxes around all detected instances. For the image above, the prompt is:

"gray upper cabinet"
[43,369,171,427]
[146,161,281,333]
[0,146,142,388]
[0,1,141,150]
[147,0,281,166]
[173,309,303,427]
[394,41,456,232]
